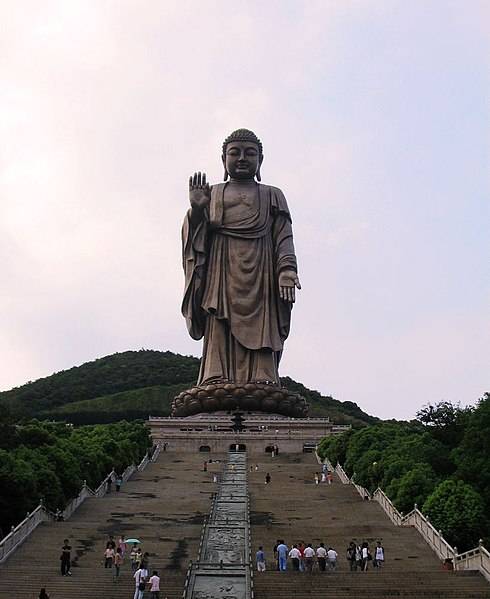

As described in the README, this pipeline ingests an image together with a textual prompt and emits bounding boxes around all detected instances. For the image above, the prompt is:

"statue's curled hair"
[222,129,263,156]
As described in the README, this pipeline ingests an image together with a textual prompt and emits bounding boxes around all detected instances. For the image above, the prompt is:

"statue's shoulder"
[259,183,285,195]
[259,183,290,214]
[210,182,227,195]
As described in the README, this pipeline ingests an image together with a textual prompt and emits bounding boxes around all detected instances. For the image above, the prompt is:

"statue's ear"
[256,155,264,182]
[222,154,228,181]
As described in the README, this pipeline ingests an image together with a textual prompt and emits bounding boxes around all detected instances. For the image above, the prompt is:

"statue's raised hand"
[278,270,301,303]
[189,172,211,211]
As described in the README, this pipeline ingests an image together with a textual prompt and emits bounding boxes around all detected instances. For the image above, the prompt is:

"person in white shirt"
[327,547,338,570]
[288,545,301,571]
[303,544,315,572]
[133,566,148,599]
[148,570,161,599]
[316,543,327,571]
[374,542,385,568]
[361,542,370,571]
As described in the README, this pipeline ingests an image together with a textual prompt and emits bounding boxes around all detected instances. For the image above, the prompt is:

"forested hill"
[0,350,377,426]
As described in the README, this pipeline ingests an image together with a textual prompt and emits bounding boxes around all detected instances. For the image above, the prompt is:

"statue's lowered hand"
[189,171,211,211]
[278,270,301,303]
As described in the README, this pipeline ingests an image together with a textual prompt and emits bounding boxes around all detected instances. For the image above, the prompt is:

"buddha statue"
[172,129,308,418]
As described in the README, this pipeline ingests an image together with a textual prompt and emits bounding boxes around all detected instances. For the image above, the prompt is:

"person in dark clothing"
[60,539,72,576]
[346,541,357,571]
[106,535,116,550]
[273,540,281,571]
[39,588,50,599]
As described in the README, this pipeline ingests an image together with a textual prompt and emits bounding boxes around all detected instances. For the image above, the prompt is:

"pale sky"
[1,1,489,419]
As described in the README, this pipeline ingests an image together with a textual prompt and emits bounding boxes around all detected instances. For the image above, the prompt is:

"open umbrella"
[126,538,141,544]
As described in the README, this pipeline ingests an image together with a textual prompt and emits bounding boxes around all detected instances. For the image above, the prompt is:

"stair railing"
[93,470,116,497]
[62,482,93,520]
[121,464,137,482]
[0,504,50,564]
[371,487,402,525]
[324,455,490,582]
[0,445,158,565]
[333,462,351,485]
[455,542,490,582]
[401,504,455,561]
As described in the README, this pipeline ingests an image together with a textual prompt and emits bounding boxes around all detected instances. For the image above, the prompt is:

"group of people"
[103,535,161,597]
[346,541,385,571]
[103,534,129,580]
[56,534,162,597]
[314,470,334,484]
[256,541,338,572]
[256,540,385,572]
[106,474,123,493]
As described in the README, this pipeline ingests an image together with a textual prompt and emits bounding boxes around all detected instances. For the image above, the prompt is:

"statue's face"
[223,141,263,180]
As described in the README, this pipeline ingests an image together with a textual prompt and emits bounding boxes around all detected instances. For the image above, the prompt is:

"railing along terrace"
[324,455,490,582]
[151,430,330,440]
[149,415,333,423]
[455,543,490,583]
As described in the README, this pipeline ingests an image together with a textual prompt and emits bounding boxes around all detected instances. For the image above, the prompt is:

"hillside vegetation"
[317,395,490,551]
[0,350,375,426]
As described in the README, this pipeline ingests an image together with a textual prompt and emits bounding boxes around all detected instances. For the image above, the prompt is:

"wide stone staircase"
[249,453,490,599]
[0,452,226,599]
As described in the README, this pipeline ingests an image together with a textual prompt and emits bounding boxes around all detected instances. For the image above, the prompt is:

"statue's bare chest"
[223,186,258,212]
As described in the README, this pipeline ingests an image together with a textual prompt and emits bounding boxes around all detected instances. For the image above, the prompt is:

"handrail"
[372,487,402,525]
[455,543,490,583]
[0,445,157,565]
[94,470,116,497]
[0,505,50,564]
[326,455,490,581]
[334,462,351,484]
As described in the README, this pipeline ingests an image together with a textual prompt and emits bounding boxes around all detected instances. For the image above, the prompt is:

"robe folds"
[182,182,298,385]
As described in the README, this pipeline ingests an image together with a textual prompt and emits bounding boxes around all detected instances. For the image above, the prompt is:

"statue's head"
[222,128,264,182]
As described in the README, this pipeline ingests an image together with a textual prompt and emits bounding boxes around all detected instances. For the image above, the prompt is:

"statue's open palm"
[279,269,301,303]
[189,172,211,210]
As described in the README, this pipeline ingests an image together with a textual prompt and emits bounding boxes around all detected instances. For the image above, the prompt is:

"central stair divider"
[183,451,252,599]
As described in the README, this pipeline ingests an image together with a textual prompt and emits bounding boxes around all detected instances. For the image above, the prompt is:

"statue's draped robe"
[182,182,297,385]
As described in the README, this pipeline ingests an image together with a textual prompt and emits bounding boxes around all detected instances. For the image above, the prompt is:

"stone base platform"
[148,412,350,454]
[171,381,309,418]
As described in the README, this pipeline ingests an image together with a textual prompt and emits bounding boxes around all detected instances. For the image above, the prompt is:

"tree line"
[317,393,490,551]
[0,413,151,537]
